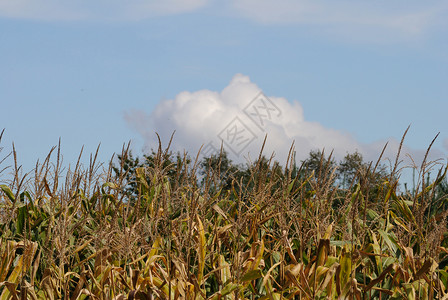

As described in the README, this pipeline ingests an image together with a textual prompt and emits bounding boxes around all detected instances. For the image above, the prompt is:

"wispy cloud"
[229,0,448,41]
[2,0,446,44]
[0,0,209,21]
[125,74,445,168]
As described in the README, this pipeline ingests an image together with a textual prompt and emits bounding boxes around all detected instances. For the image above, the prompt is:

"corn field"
[1,130,448,299]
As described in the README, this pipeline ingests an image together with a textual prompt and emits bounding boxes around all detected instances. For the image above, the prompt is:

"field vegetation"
[1,129,448,299]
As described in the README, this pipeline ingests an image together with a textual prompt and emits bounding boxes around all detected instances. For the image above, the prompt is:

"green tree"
[199,150,242,193]
[301,149,336,183]
[337,151,390,203]
[113,149,191,202]
[338,151,365,188]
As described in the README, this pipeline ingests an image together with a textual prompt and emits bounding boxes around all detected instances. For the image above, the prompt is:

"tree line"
[113,147,391,200]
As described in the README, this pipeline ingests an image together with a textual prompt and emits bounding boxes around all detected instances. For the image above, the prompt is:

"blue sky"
[1,0,447,179]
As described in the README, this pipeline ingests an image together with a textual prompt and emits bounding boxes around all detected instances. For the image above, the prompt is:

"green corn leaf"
[0,185,15,203]
[241,269,263,282]
[378,229,398,255]
[220,282,239,297]
[16,205,28,235]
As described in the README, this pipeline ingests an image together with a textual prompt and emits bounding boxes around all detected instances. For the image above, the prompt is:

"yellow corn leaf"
[262,261,282,288]
[402,246,416,275]
[0,241,38,300]
[285,264,312,298]
[196,216,206,285]
[218,255,231,286]
[318,262,339,297]
[98,265,113,290]
[338,247,352,295]
[283,235,298,265]
[340,277,362,300]
[141,275,174,299]
[73,239,93,254]
[0,240,16,282]
[266,291,282,300]
[393,198,416,226]
[389,211,411,233]
[143,237,162,275]
[316,239,330,267]
[249,239,265,272]
[369,231,383,274]
[0,282,19,300]
[383,181,398,206]
[310,265,329,290]
[323,223,333,240]
[93,249,110,278]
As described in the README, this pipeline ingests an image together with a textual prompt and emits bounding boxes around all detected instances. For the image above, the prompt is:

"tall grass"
[1,130,448,299]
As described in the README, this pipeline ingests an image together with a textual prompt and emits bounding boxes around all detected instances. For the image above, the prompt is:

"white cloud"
[125,73,445,169]
[2,0,446,44]
[229,0,448,41]
[0,0,209,21]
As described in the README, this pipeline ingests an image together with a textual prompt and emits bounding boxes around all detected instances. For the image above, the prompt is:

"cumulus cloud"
[0,0,209,21]
[125,74,445,169]
[229,0,448,40]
